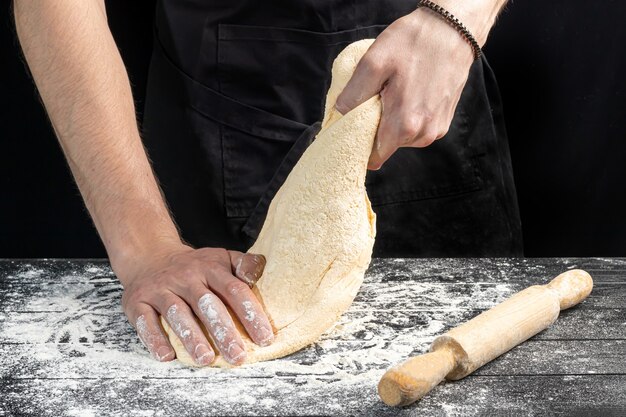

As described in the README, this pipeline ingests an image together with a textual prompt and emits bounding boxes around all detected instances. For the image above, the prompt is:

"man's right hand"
[118,244,274,366]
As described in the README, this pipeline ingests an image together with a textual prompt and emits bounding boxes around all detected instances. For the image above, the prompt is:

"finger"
[229,251,266,287]
[411,125,441,148]
[163,301,215,366]
[368,127,398,170]
[133,305,175,362]
[195,290,247,365]
[368,87,417,170]
[335,51,388,115]
[210,271,274,347]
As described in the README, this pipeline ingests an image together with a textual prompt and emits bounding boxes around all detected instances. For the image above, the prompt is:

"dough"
[162,39,380,367]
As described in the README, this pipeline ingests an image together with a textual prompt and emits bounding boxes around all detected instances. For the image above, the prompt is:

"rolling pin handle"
[378,346,457,407]
[546,269,593,310]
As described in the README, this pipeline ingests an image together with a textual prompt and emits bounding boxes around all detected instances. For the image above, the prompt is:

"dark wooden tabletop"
[1,258,625,416]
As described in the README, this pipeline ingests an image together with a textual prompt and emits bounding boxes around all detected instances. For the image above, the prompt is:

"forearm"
[14,0,181,278]
[432,0,508,46]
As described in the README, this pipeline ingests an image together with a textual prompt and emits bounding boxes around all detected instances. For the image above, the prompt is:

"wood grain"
[0,258,624,416]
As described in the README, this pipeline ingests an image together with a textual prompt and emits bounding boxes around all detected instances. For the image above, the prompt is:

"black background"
[1,1,625,258]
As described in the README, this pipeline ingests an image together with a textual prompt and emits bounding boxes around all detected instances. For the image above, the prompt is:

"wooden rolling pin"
[378,269,593,407]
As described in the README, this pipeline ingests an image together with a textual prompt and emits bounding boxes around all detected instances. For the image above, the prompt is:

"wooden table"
[1,258,625,416]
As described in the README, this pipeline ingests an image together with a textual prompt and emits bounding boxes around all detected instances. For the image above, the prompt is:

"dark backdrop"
[1,1,625,258]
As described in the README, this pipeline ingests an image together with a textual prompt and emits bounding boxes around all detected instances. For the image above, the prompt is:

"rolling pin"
[378,269,593,407]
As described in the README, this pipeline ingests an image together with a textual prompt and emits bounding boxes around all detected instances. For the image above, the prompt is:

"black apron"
[142,0,523,257]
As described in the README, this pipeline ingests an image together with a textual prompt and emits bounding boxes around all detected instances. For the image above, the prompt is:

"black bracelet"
[417,0,483,61]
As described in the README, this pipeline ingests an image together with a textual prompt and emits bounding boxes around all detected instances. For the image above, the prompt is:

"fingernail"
[236,254,265,286]
[226,343,246,365]
[242,272,257,287]
[254,254,266,268]
[257,326,274,347]
[154,346,174,362]
[249,255,266,280]
[195,344,214,365]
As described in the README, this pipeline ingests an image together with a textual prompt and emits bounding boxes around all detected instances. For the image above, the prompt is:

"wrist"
[100,205,184,284]
[110,236,187,287]
[408,8,475,66]
[427,0,505,47]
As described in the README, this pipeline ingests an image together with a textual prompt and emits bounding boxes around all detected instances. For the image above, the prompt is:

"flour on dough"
[162,39,380,367]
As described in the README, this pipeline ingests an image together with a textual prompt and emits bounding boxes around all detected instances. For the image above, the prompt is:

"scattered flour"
[0,258,539,416]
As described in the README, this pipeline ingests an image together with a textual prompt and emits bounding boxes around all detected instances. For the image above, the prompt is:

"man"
[14,0,520,366]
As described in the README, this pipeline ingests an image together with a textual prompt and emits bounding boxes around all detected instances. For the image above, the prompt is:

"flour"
[0,258,536,416]
[15,268,45,279]
[242,301,255,322]
[166,305,192,340]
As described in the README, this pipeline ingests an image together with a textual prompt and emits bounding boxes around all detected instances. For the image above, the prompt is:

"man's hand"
[335,1,505,169]
[119,243,273,366]
[14,1,276,366]
[13,1,272,366]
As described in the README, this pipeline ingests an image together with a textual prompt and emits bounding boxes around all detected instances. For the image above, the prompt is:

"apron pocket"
[365,106,482,206]
[365,59,490,206]
[220,122,304,218]
[182,63,310,219]
[215,23,387,218]
[242,122,322,239]
[217,23,387,125]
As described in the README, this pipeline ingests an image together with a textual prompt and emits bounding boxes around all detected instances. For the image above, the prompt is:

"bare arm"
[14,0,180,272]
[437,0,508,46]
[14,0,274,365]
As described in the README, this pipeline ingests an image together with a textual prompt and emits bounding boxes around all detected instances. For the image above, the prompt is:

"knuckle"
[424,126,440,143]
[398,115,422,140]
[152,271,172,287]
[225,279,251,297]
[418,128,439,147]
[161,293,181,308]
[207,247,230,261]
[203,259,223,272]
[177,266,198,282]
[190,285,210,304]
[122,289,143,311]
[165,302,179,319]
[422,138,436,147]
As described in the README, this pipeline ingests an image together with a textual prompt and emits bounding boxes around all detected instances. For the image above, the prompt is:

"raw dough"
[162,39,380,367]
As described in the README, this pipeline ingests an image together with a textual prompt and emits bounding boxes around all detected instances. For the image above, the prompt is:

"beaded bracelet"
[417,0,483,61]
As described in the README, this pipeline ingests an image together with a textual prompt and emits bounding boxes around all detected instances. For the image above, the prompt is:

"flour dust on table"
[0,260,465,415]
[2,258,622,416]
